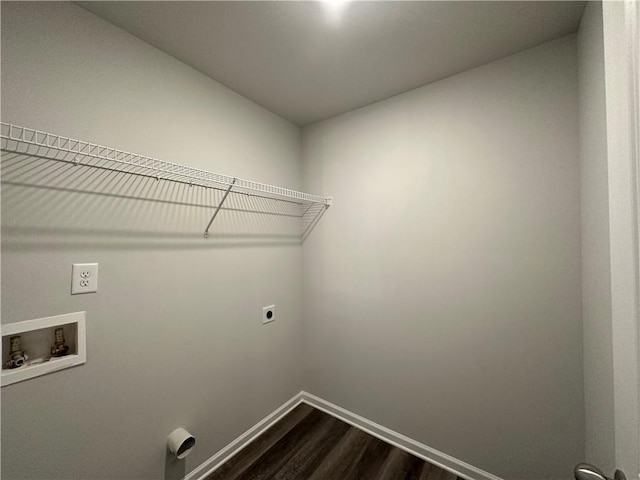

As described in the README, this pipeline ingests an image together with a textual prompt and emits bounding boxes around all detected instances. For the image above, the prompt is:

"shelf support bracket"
[302,202,330,241]
[204,178,237,238]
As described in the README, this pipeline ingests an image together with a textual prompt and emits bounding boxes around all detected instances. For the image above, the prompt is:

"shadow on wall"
[163,451,185,480]
[1,152,327,250]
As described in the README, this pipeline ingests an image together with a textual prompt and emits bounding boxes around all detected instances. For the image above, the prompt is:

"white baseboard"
[186,392,304,480]
[189,391,502,480]
[300,391,503,480]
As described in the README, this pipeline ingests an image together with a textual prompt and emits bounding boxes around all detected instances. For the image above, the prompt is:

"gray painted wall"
[1,3,304,479]
[302,36,584,480]
[577,1,616,472]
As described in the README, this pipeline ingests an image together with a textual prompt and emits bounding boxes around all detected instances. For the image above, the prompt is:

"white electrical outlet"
[262,305,275,324]
[71,263,99,294]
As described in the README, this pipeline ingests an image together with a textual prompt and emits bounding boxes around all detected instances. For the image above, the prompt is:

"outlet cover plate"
[262,305,275,324]
[71,263,99,294]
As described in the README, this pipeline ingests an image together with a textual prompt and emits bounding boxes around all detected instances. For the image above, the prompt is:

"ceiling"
[78,1,586,126]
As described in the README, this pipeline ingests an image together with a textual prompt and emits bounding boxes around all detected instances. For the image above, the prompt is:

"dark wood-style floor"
[206,403,463,480]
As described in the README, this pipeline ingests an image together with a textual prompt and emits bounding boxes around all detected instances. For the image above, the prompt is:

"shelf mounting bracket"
[204,178,237,238]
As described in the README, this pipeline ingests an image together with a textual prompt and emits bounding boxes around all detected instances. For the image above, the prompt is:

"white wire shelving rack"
[0,122,331,238]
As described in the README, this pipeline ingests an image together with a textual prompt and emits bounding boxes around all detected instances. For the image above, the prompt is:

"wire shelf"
[1,122,331,238]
